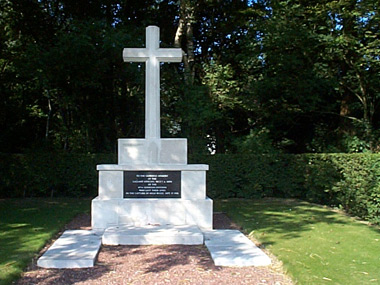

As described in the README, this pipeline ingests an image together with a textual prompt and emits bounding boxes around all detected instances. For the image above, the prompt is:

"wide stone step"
[37,230,102,268]
[102,225,204,245]
[204,230,271,267]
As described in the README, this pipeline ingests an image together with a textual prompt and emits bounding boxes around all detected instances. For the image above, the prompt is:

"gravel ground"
[16,213,293,285]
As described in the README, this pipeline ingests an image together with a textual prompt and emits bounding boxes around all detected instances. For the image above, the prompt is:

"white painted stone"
[117,200,150,225]
[92,198,118,230]
[204,230,254,247]
[98,171,123,199]
[118,139,149,165]
[102,225,203,245]
[91,26,213,240]
[159,139,187,164]
[118,138,187,165]
[97,164,208,171]
[206,245,271,267]
[117,199,186,226]
[96,166,209,206]
[182,171,206,200]
[37,230,101,268]
[203,230,271,267]
[91,198,213,231]
[123,26,182,141]
[184,198,213,229]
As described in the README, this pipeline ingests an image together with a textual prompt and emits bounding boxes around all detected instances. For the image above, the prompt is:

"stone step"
[37,230,102,269]
[204,230,271,267]
[102,224,204,245]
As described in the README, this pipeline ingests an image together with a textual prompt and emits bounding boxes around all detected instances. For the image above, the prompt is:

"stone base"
[118,138,188,165]
[102,225,204,245]
[204,230,271,267]
[37,230,102,269]
[37,228,271,268]
[92,197,213,231]
[96,164,208,200]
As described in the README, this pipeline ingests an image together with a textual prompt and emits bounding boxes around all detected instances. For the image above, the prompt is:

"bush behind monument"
[1,152,379,224]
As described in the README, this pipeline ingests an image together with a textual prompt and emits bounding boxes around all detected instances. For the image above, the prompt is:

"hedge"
[1,152,379,223]
[190,153,380,224]
[0,152,116,198]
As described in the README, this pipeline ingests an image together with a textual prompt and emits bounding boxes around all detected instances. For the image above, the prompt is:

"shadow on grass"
[0,198,90,284]
[216,198,380,247]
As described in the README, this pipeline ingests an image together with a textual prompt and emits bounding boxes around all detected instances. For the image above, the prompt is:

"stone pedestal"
[91,138,213,232]
[38,26,271,267]
[118,138,188,165]
[91,26,212,243]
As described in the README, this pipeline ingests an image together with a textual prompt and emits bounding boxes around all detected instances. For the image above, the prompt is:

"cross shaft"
[123,26,182,139]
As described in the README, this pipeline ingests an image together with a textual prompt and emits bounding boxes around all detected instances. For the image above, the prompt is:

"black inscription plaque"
[124,171,181,198]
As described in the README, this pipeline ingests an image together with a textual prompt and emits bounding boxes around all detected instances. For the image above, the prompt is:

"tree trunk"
[174,0,195,85]
[174,18,185,48]
[185,20,195,84]
[45,95,52,140]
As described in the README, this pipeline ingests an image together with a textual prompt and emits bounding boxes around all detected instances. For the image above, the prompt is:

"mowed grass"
[216,198,380,284]
[0,198,90,285]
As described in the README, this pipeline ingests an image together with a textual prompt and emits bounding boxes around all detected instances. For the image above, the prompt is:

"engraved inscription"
[124,171,181,198]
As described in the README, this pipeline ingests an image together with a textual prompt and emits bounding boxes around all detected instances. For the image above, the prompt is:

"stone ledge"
[97,164,209,171]
[92,197,212,201]
[102,225,204,245]
[203,230,271,267]
[91,197,213,230]
[37,230,102,269]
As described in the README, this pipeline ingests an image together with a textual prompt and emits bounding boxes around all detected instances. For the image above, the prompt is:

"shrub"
[1,152,379,223]
[0,152,115,198]
[191,153,380,224]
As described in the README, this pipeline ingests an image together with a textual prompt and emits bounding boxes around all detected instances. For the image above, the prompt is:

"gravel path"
[16,213,293,285]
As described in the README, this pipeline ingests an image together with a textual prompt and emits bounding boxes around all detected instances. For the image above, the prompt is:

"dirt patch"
[16,213,293,285]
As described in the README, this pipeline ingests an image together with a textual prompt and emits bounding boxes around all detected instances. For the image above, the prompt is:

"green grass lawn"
[216,198,380,284]
[2,197,379,284]
[0,198,90,285]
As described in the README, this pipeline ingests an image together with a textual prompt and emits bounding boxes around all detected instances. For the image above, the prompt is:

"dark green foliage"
[330,154,380,222]
[0,152,115,198]
[191,153,380,224]
[1,152,379,223]
[192,154,303,199]
[1,0,379,153]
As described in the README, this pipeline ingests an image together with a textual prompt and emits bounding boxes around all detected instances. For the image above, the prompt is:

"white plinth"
[37,230,101,268]
[102,225,204,245]
[118,138,188,165]
[97,165,207,200]
[92,197,213,231]
[93,132,212,234]
[97,164,208,171]
[204,230,271,267]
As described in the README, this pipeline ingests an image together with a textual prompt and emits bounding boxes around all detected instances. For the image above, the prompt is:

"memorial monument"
[91,26,213,244]
[37,26,271,268]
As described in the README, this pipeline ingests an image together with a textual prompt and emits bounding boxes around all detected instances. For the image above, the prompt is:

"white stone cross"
[123,26,183,139]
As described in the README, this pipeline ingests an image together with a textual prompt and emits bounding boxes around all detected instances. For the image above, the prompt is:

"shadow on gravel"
[141,212,240,274]
[141,245,217,274]
[16,263,111,285]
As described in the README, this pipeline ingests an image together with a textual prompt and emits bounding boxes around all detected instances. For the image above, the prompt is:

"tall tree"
[1,0,379,153]
[235,0,380,152]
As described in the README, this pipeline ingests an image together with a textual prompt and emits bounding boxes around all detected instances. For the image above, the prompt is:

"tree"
[235,0,380,153]
[0,0,180,152]
[1,0,379,153]
[324,0,380,151]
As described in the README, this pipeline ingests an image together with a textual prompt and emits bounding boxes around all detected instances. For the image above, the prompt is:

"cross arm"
[123,48,149,62]
[156,48,183,62]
